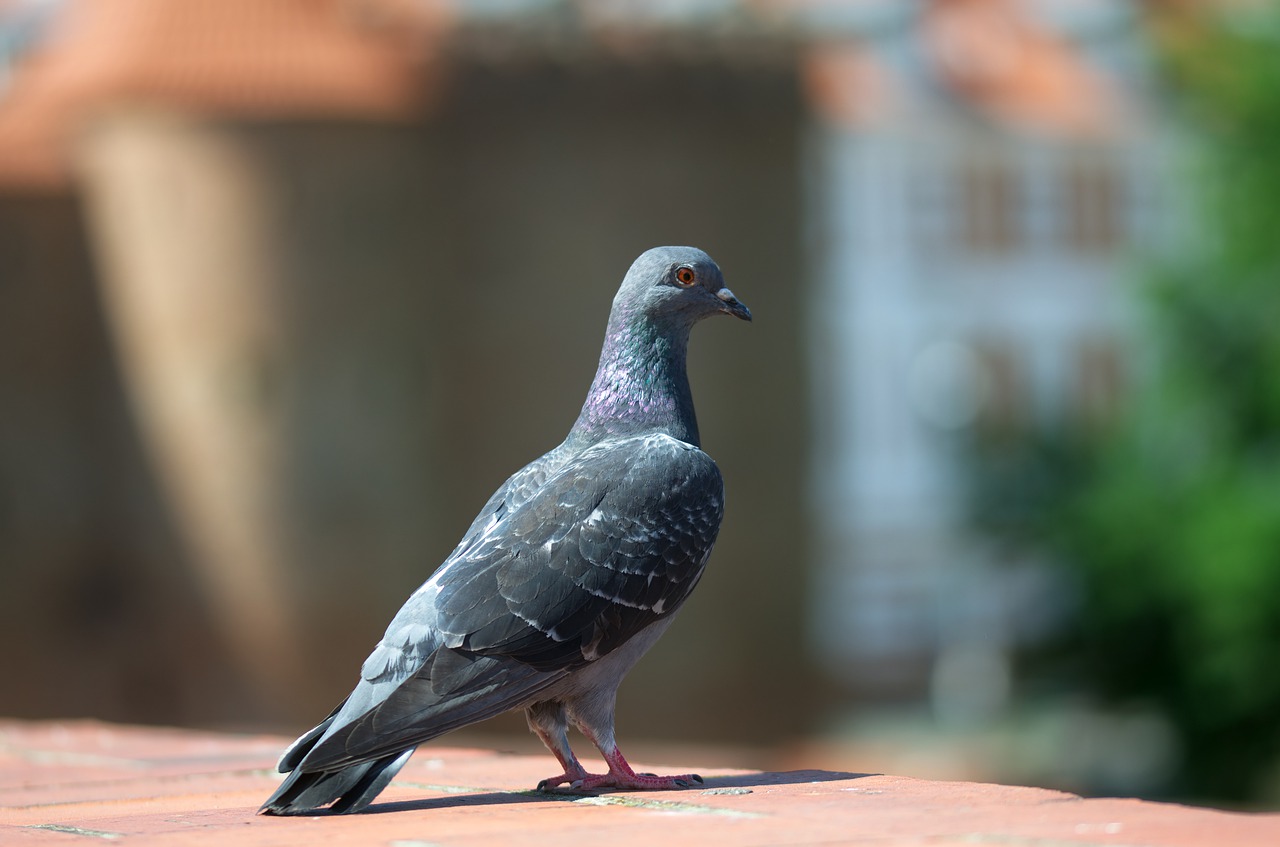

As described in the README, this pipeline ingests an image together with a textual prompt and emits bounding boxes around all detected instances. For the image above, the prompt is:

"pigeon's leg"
[527,702,590,790]
[535,695,702,792]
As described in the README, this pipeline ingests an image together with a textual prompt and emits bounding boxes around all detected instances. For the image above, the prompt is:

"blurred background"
[1,0,1277,810]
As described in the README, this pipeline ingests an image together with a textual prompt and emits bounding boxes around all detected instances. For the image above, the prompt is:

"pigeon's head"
[615,246,752,329]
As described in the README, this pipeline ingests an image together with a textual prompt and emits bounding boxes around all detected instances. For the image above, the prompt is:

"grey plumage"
[260,246,750,815]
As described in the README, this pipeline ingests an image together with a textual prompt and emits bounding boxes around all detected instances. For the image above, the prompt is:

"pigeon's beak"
[715,287,752,322]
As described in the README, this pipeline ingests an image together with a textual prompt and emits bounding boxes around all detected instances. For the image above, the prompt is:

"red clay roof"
[921,0,1128,138]
[0,0,444,187]
[802,40,901,130]
[797,0,1136,137]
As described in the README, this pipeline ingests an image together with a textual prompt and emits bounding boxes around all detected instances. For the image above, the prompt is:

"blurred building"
[0,0,1169,745]
[800,0,1167,713]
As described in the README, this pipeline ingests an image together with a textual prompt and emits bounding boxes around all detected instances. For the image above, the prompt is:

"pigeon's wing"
[300,434,723,771]
[436,433,724,668]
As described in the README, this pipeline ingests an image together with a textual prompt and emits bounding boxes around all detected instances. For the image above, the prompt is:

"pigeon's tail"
[258,710,414,816]
[258,746,415,815]
[258,752,414,818]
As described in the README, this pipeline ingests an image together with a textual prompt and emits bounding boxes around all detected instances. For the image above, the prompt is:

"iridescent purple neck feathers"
[570,302,700,447]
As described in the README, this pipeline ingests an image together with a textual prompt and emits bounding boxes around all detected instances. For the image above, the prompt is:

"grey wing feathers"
[294,434,724,773]
[434,434,724,669]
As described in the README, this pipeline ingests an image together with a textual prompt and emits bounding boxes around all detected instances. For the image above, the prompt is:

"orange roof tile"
[802,41,900,130]
[0,0,448,188]
[921,0,1129,138]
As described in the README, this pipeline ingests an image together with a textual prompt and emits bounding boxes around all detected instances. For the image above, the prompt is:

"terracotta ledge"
[2,719,1277,846]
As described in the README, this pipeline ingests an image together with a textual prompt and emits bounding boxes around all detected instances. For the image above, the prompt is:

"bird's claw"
[536,773,583,792]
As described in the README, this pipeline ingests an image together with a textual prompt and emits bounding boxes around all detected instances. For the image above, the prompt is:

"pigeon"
[259,246,751,815]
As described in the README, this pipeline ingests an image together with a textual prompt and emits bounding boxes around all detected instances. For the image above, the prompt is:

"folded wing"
[297,434,723,772]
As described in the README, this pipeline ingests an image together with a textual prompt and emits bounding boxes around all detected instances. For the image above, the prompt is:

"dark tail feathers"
[258,712,415,816]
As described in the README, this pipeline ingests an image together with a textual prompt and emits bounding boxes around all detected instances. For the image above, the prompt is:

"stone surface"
[2,719,1277,846]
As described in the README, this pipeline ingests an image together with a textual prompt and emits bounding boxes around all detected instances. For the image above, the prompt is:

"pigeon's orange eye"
[675,267,696,287]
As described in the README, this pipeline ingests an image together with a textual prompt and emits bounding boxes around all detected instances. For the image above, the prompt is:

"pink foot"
[536,747,702,792]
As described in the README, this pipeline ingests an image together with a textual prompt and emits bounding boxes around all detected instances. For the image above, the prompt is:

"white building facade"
[801,0,1169,707]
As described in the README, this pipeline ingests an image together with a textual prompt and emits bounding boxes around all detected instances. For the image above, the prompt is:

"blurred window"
[957,159,1022,254]
[1062,157,1125,254]
[1074,337,1125,425]
[910,159,951,253]
[973,341,1023,433]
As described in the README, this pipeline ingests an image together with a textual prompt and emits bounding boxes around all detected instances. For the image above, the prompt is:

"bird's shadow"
[360,769,876,815]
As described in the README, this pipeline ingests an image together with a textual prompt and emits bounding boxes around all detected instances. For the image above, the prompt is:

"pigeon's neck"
[570,311,699,447]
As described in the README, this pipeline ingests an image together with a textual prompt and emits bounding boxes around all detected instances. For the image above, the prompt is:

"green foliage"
[1065,10,1280,801]
[974,9,1280,802]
